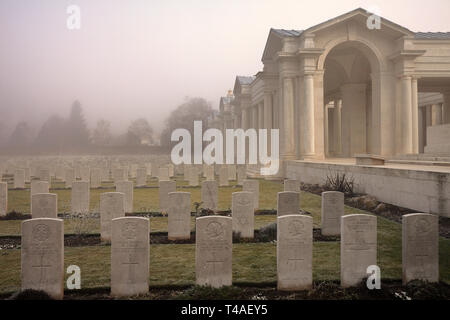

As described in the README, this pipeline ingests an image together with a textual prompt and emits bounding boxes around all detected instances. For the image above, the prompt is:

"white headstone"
[321,191,344,236]
[65,168,75,189]
[277,192,300,216]
[232,192,254,238]
[71,181,90,214]
[0,182,7,216]
[277,215,312,290]
[196,216,232,288]
[204,165,215,181]
[21,218,64,299]
[341,214,377,287]
[158,167,170,181]
[111,217,149,297]
[168,192,191,240]
[188,167,199,187]
[228,165,236,181]
[201,180,218,211]
[219,167,229,187]
[159,180,176,213]
[90,168,101,189]
[284,179,300,192]
[136,167,147,187]
[100,192,125,242]
[31,181,49,197]
[80,167,90,182]
[237,166,247,186]
[116,181,134,213]
[402,213,439,284]
[243,180,259,209]
[31,193,57,219]
[14,169,25,189]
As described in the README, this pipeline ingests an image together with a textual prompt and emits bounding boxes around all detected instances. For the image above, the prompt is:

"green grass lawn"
[0,178,449,294]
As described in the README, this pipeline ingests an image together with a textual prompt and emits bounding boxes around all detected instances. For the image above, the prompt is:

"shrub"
[324,171,354,195]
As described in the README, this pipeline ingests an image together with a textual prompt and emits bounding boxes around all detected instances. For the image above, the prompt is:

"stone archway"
[322,41,381,158]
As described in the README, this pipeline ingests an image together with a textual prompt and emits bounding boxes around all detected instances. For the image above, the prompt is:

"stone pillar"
[301,74,315,157]
[443,92,450,124]
[418,107,425,153]
[341,84,366,157]
[241,108,248,130]
[281,77,296,159]
[411,78,419,154]
[431,104,443,125]
[258,103,264,129]
[401,76,413,154]
[333,99,342,156]
[264,92,273,129]
[252,106,258,129]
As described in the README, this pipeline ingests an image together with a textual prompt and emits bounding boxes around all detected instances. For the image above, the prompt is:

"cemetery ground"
[0,177,449,300]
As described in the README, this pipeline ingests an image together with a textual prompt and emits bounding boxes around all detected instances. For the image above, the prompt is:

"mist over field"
[1,0,449,149]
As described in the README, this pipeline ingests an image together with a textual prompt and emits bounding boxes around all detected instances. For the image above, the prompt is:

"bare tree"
[91,119,112,146]
[127,118,154,145]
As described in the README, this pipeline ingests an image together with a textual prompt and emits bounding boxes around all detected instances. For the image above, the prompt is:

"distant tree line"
[3,96,213,153]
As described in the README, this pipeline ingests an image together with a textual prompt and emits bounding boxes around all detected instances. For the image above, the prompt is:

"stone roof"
[271,29,303,37]
[415,32,450,39]
[236,76,256,85]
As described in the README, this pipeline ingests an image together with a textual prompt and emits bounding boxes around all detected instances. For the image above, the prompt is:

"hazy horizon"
[1,0,450,138]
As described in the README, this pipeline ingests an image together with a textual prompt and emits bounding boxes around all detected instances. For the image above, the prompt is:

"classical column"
[281,77,296,158]
[264,92,273,129]
[401,76,413,154]
[302,74,315,156]
[333,99,342,156]
[411,78,419,154]
[241,108,248,130]
[258,103,264,130]
[431,104,442,125]
[443,92,450,124]
[252,106,258,129]
[418,106,425,153]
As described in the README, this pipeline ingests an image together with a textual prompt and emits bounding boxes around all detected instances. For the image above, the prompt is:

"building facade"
[214,8,450,168]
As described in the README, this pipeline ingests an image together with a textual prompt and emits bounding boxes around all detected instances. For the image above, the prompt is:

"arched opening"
[322,41,379,158]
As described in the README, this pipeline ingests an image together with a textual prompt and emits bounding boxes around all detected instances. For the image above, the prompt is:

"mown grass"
[0,178,449,294]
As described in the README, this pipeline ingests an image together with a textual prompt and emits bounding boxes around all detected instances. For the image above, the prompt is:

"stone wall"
[286,160,450,217]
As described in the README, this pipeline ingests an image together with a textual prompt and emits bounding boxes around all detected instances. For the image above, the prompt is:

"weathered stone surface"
[111,217,149,297]
[321,191,344,236]
[195,216,232,288]
[21,218,64,299]
[80,167,90,182]
[100,192,125,242]
[284,179,300,192]
[277,192,300,216]
[158,167,170,181]
[31,193,57,219]
[188,167,199,186]
[14,169,25,189]
[232,192,254,238]
[71,181,90,214]
[204,165,215,181]
[402,213,439,284]
[201,180,218,211]
[116,181,134,213]
[159,180,176,213]
[65,168,75,189]
[219,167,229,186]
[341,214,377,288]
[168,192,191,240]
[0,182,7,216]
[90,168,101,188]
[243,180,259,209]
[136,168,147,187]
[31,181,49,197]
[237,166,246,186]
[277,215,312,291]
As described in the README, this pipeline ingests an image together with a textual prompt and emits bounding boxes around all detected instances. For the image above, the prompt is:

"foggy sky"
[1,0,450,137]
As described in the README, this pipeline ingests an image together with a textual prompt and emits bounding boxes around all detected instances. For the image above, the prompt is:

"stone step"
[386,159,450,167]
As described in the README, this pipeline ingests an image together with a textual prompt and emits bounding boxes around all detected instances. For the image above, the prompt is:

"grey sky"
[1,0,449,136]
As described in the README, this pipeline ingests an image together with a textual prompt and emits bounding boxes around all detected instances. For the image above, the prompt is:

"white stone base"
[286,159,450,217]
